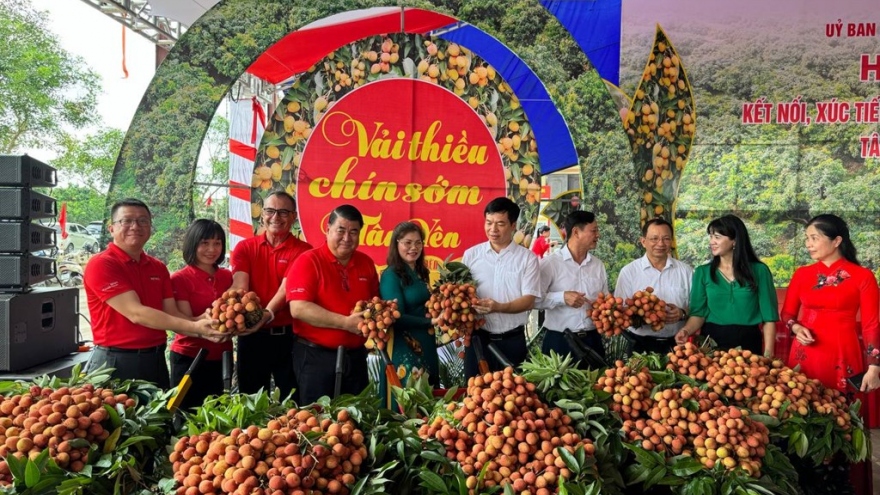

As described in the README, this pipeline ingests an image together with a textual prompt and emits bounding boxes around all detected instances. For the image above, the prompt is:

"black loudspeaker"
[0,222,56,253]
[0,154,57,222]
[0,254,55,290]
[0,287,79,371]
[0,188,56,221]
[0,155,57,188]
[0,155,59,293]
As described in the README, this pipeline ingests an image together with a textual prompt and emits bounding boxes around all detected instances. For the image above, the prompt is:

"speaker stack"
[0,155,79,371]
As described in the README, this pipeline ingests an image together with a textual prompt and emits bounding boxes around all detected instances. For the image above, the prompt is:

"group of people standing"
[83,193,376,408]
[529,213,772,364]
[82,195,880,413]
[80,194,878,495]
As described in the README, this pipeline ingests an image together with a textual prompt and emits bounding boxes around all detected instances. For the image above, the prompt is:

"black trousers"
[541,330,605,361]
[464,327,527,378]
[701,322,762,355]
[626,332,677,355]
[292,338,368,405]
[87,344,170,388]
[237,327,296,401]
[169,351,224,410]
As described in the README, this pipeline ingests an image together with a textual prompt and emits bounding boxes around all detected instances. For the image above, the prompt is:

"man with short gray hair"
[614,217,692,354]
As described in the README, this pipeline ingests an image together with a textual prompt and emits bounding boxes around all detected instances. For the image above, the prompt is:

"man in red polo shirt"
[287,204,378,404]
[230,191,312,399]
[84,198,227,387]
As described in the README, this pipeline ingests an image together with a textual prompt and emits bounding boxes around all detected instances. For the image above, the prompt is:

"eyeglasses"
[398,240,424,249]
[113,217,151,227]
[262,208,293,218]
[645,236,672,244]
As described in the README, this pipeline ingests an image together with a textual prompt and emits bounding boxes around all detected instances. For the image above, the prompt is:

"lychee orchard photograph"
[0,0,879,494]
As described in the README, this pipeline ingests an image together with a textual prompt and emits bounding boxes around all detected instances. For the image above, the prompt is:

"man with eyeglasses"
[614,217,693,354]
[230,191,312,399]
[286,205,378,404]
[84,198,228,387]
[462,197,541,377]
[536,211,608,361]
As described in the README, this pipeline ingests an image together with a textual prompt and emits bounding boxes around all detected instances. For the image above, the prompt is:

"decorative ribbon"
[229,139,256,161]
[251,97,266,144]
[121,18,129,79]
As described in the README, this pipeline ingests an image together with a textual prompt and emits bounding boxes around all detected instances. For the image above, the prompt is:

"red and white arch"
[227,98,265,251]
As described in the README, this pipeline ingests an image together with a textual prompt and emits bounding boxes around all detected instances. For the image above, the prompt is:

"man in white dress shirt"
[462,197,541,377]
[614,217,693,354]
[536,211,608,360]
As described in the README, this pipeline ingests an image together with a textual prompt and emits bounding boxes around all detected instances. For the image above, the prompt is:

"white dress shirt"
[462,241,541,334]
[535,245,608,333]
[614,254,693,338]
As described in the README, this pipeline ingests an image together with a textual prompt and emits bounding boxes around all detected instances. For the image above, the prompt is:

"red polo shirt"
[230,233,312,327]
[170,265,234,360]
[84,243,172,348]
[285,244,378,349]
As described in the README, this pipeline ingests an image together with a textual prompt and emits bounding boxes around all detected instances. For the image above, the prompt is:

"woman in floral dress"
[378,222,440,409]
[782,214,880,392]
[781,214,878,495]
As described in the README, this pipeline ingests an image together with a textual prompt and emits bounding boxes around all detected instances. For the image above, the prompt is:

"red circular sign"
[297,78,506,268]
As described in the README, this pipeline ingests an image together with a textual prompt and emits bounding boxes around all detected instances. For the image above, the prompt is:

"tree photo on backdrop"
[619,0,880,284]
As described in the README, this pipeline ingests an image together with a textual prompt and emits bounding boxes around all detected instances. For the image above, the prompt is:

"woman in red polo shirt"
[170,219,233,409]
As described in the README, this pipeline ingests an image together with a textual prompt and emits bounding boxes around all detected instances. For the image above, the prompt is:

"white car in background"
[52,222,99,254]
[85,221,103,238]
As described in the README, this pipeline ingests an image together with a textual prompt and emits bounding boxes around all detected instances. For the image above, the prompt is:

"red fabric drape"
[251,97,266,144]
[58,202,68,240]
